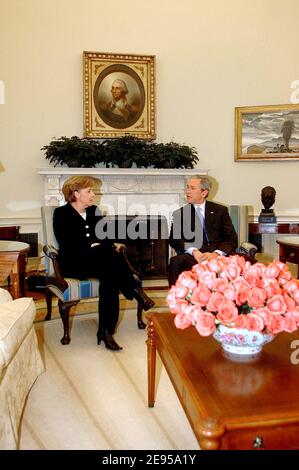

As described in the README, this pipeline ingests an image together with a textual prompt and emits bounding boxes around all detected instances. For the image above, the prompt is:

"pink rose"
[244,260,253,271]
[247,287,267,308]
[252,262,267,275]
[217,300,238,325]
[192,263,208,278]
[233,276,250,289]
[188,304,204,324]
[267,294,287,315]
[207,258,222,273]
[267,315,285,334]
[190,284,211,307]
[265,264,280,279]
[293,288,299,305]
[234,315,248,328]
[206,291,224,312]
[167,287,178,313]
[255,307,273,326]
[284,279,299,296]
[243,266,261,287]
[177,271,197,290]
[274,260,291,274]
[283,292,296,313]
[212,277,229,293]
[283,315,297,333]
[292,307,299,326]
[236,286,251,306]
[216,257,228,272]
[223,264,241,281]
[174,313,192,329]
[174,283,189,299]
[229,254,246,270]
[278,271,292,284]
[195,312,216,336]
[200,271,216,289]
[246,313,265,331]
[176,299,190,314]
[284,279,299,305]
[223,284,237,302]
[259,278,282,297]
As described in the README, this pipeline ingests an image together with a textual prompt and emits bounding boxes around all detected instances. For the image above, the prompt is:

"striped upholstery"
[47,278,100,302]
[41,206,99,302]
[229,205,249,245]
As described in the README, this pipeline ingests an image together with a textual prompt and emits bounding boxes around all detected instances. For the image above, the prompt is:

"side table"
[277,237,299,278]
[0,240,30,298]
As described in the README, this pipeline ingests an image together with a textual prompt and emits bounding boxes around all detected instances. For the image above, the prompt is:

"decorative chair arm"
[43,244,58,259]
[43,244,68,292]
[237,241,258,258]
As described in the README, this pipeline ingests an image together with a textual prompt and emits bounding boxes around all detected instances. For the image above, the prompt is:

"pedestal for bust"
[258,209,277,224]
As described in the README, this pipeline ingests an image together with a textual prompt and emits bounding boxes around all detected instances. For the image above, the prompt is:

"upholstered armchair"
[0,288,44,449]
[41,206,145,346]
[229,205,257,260]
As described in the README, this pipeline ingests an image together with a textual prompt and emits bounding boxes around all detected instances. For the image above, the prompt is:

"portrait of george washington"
[93,64,145,130]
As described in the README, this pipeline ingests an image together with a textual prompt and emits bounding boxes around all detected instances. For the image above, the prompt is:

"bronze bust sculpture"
[259,186,277,223]
[261,186,276,210]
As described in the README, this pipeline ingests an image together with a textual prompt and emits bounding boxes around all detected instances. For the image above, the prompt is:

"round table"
[277,236,299,279]
[0,240,30,298]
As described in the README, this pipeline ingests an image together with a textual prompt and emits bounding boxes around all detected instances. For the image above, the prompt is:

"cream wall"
[1,0,299,226]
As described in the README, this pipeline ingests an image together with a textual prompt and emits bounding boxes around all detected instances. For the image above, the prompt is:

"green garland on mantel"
[41,136,199,169]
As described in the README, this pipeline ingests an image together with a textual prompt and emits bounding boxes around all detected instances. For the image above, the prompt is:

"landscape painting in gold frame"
[83,51,156,139]
[235,104,299,161]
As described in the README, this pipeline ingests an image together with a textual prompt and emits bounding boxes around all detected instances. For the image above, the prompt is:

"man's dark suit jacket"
[169,201,238,255]
[53,203,111,279]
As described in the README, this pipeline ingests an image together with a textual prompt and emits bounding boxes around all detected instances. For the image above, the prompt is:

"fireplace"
[38,167,209,279]
[99,215,169,279]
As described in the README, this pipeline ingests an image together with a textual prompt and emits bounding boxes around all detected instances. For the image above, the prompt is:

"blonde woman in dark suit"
[53,176,154,351]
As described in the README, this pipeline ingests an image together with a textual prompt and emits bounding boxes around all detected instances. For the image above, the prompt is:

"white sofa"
[0,288,44,449]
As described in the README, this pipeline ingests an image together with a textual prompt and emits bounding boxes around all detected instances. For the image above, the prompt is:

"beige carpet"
[19,303,199,450]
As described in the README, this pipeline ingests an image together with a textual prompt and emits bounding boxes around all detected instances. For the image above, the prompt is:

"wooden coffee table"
[146,312,299,450]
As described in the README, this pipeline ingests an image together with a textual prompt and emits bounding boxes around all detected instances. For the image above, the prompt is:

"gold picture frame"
[83,51,156,139]
[235,104,299,161]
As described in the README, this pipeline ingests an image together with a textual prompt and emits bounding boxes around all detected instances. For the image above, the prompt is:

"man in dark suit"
[168,176,238,286]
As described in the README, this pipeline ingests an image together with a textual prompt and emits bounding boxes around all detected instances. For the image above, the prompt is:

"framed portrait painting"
[83,52,156,139]
[235,104,299,161]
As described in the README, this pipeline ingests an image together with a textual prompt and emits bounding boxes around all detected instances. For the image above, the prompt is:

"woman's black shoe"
[133,287,155,311]
[99,329,123,351]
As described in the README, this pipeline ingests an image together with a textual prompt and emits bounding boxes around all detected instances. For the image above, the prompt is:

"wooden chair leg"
[122,250,147,329]
[45,288,53,320]
[58,300,79,345]
[137,303,146,329]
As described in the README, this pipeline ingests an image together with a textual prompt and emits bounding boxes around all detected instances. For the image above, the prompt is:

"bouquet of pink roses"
[167,255,299,337]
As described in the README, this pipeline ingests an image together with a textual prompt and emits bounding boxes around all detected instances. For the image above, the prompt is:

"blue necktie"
[195,206,209,243]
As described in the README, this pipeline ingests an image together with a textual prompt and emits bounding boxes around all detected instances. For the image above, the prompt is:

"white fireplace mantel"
[37,167,209,225]
[37,167,209,177]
